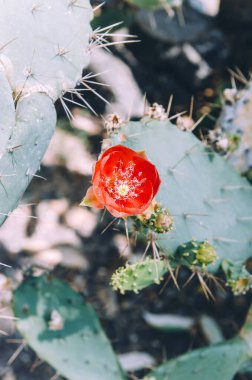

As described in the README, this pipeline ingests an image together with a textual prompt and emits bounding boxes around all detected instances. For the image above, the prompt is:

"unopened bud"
[196,241,217,266]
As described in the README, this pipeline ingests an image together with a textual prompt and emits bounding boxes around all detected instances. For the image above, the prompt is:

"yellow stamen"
[117,184,130,197]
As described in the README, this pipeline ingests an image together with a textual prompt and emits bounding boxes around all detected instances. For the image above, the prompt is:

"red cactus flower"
[81,145,161,218]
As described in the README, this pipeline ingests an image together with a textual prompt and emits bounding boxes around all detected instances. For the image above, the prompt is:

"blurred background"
[0,0,252,379]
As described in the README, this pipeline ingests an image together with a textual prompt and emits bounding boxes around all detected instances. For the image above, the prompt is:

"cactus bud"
[176,115,195,132]
[208,128,240,154]
[134,202,174,234]
[222,260,252,295]
[104,114,125,135]
[195,241,218,267]
[154,211,174,233]
[175,240,217,270]
[144,103,168,121]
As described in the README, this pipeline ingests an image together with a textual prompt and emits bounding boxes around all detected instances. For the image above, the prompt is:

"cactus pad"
[111,258,169,294]
[143,339,249,380]
[13,275,125,380]
[0,0,93,226]
[112,119,252,278]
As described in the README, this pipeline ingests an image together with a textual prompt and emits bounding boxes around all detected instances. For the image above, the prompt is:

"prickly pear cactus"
[143,306,252,380]
[111,258,169,294]
[143,338,249,380]
[216,81,252,173]
[0,0,93,225]
[111,118,252,291]
[13,275,126,380]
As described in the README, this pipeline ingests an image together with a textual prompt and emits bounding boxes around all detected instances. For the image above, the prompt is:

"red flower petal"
[132,156,161,195]
[80,186,104,209]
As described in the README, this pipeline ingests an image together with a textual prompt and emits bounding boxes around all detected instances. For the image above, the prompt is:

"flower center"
[102,160,147,202]
[117,184,130,197]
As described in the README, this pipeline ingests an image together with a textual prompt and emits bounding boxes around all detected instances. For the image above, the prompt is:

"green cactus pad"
[112,120,252,274]
[0,94,56,225]
[143,339,249,380]
[0,0,93,99]
[0,0,93,226]
[13,275,126,380]
[111,258,170,294]
[0,68,15,157]
[143,305,252,380]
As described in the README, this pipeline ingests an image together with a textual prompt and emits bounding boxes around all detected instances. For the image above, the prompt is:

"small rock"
[0,274,13,306]
[90,48,144,118]
[33,246,89,270]
[0,206,31,253]
[188,0,220,17]
[24,200,81,252]
[65,207,98,238]
[43,129,95,176]
[143,311,194,332]
[71,109,101,135]
[1,369,16,380]
[118,352,156,371]
[113,234,132,259]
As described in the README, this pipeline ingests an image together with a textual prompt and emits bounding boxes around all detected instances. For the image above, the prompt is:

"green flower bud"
[134,202,174,234]
[175,240,217,270]
[222,260,252,295]
[196,242,218,267]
